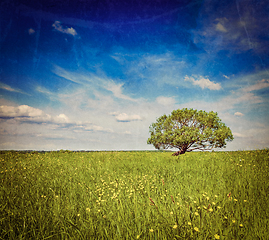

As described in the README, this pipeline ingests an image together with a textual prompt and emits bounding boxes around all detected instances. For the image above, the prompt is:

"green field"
[1,150,269,239]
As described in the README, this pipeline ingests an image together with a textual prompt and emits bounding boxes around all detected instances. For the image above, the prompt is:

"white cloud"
[83,124,113,133]
[112,112,142,122]
[52,21,77,36]
[65,27,77,36]
[184,75,221,90]
[216,22,228,33]
[234,112,244,117]
[0,104,113,133]
[233,132,247,138]
[28,28,35,34]
[156,96,176,106]
[223,75,230,79]
[0,102,122,150]
[55,114,70,124]
[0,105,49,120]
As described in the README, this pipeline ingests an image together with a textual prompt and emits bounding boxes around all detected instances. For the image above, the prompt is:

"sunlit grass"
[0,150,268,239]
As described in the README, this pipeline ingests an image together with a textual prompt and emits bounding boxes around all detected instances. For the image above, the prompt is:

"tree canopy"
[147,108,234,155]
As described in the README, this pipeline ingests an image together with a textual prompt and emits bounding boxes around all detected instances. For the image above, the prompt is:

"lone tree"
[147,108,233,155]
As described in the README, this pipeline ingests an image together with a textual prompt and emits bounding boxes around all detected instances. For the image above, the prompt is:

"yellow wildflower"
[232,220,236,223]
[149,229,154,232]
[137,235,140,239]
[239,224,243,227]
[194,227,199,232]
[209,208,213,212]
[173,225,178,229]
[188,222,192,226]
[194,212,199,216]
[214,234,220,239]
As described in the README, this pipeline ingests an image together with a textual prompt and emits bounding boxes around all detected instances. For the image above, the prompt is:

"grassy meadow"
[1,150,269,239]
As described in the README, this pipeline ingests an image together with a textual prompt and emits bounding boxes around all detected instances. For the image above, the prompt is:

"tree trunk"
[172,148,187,156]
[172,145,188,156]
[172,151,180,156]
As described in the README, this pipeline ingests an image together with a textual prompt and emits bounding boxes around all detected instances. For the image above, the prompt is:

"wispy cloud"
[122,52,188,88]
[193,1,269,54]
[242,79,269,92]
[0,82,27,95]
[184,75,221,90]
[52,21,77,36]
[104,82,137,102]
[52,65,137,102]
[35,86,58,101]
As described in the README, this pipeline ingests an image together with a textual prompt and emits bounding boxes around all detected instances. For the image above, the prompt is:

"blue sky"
[0,0,269,151]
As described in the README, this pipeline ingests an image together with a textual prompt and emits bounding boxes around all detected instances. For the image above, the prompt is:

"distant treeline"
[0,149,167,154]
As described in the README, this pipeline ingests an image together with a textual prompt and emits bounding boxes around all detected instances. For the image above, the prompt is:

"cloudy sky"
[0,0,268,151]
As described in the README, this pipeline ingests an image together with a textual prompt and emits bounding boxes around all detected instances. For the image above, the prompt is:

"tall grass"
[1,150,268,239]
